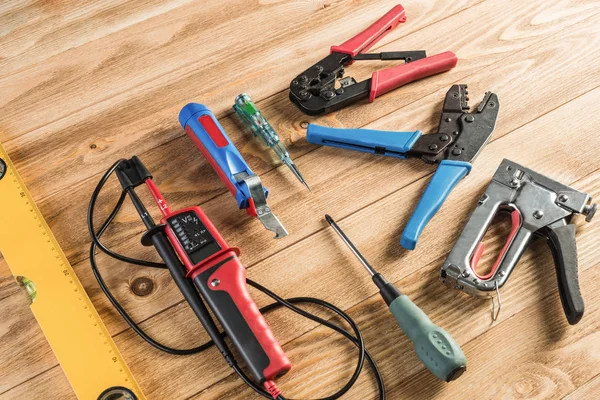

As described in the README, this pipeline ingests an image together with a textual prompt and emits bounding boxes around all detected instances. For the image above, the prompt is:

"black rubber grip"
[545,224,584,325]
[193,259,272,383]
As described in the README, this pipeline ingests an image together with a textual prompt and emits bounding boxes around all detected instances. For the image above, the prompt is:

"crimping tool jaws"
[441,159,597,325]
[307,84,499,249]
[289,4,458,115]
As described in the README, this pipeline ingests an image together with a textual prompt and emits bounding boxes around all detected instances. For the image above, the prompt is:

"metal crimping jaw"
[307,85,500,250]
[441,159,596,324]
[289,5,457,115]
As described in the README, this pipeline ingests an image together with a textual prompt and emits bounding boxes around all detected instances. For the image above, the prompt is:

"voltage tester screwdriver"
[325,214,467,382]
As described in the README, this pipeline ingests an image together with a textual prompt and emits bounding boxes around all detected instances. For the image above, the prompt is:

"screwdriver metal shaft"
[325,214,467,382]
[325,214,376,276]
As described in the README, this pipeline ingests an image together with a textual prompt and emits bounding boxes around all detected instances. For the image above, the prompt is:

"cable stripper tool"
[289,4,458,115]
[441,159,597,324]
[115,157,292,384]
[179,104,288,239]
[307,84,500,250]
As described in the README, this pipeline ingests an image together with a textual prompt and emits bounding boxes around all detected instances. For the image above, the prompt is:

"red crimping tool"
[289,4,458,115]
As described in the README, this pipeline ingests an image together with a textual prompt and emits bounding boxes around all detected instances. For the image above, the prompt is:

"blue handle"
[307,124,421,159]
[179,103,266,209]
[401,160,472,250]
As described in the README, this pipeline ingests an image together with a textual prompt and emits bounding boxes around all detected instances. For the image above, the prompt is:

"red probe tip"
[264,380,282,399]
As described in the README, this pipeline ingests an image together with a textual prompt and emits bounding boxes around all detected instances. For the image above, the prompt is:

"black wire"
[246,280,385,400]
[87,160,167,270]
[87,162,385,399]
[88,160,213,354]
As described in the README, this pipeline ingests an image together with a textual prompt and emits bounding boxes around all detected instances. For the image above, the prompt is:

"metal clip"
[244,175,288,239]
[490,281,501,322]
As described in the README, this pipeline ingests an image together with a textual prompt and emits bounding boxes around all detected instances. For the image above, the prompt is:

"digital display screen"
[168,211,221,265]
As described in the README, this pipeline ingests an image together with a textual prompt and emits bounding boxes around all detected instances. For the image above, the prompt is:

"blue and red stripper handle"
[307,124,471,250]
[330,4,458,101]
[179,103,267,216]
[147,177,291,383]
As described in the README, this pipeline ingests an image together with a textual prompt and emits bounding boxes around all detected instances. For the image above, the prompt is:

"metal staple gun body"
[441,159,597,324]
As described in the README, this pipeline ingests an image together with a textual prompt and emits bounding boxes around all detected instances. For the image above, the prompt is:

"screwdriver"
[325,214,467,382]
[233,93,310,191]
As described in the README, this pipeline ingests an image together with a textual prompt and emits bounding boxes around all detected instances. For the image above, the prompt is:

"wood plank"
[564,374,600,400]
[0,0,196,77]
[60,0,600,338]
[0,282,58,394]
[5,70,599,399]
[2,0,600,398]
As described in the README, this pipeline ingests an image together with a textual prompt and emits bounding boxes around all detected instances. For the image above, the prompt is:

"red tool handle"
[159,203,291,383]
[192,251,292,382]
[330,4,407,57]
[369,51,458,101]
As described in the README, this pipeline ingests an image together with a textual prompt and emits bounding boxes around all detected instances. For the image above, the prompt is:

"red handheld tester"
[145,179,291,383]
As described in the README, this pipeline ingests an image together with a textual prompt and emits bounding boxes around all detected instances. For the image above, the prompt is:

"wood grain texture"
[1,0,599,399]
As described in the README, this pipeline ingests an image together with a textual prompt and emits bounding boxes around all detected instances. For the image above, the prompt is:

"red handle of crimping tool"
[330,4,407,57]
[369,51,458,102]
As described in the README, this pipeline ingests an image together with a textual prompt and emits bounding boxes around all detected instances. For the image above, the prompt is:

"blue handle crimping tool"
[307,84,499,250]
[179,103,288,239]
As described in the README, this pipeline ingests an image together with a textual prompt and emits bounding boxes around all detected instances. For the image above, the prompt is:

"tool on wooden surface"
[89,157,388,400]
[179,103,288,239]
[115,156,291,384]
[441,159,596,325]
[0,143,144,400]
[309,85,500,250]
[289,4,457,115]
[325,214,467,382]
[233,93,310,191]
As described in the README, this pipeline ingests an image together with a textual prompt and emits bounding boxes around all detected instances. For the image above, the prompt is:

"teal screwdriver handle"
[373,274,467,381]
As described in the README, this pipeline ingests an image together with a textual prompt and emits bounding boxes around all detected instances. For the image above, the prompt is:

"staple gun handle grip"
[306,123,421,158]
[330,4,407,57]
[369,51,458,102]
[401,160,471,250]
[179,103,265,210]
[193,253,292,382]
[389,295,467,381]
[545,224,584,325]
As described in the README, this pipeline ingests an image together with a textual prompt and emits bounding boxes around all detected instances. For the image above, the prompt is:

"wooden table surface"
[1,0,599,399]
